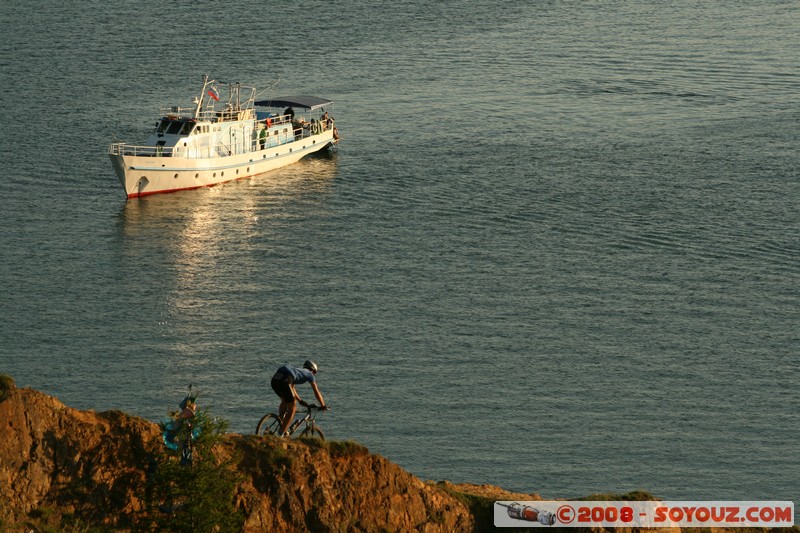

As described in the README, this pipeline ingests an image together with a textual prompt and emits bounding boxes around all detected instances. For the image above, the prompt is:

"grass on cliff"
[244,435,369,478]
[300,437,369,457]
[0,374,15,401]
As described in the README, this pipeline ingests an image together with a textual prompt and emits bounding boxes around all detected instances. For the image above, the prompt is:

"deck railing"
[157,107,298,125]
[109,122,329,158]
[159,107,258,122]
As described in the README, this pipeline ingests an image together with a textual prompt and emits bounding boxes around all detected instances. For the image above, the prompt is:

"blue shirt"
[278,365,315,384]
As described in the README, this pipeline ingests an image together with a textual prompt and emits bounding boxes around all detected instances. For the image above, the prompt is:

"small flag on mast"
[208,85,220,101]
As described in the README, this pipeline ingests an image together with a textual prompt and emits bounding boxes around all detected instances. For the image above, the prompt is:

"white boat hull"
[110,129,335,199]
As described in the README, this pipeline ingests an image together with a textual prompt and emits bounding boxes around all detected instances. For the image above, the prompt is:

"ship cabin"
[112,95,334,159]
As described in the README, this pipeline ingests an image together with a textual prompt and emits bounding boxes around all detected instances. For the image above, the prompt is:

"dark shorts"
[271,372,294,403]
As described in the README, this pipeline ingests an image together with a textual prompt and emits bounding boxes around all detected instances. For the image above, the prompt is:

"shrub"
[138,409,244,532]
[0,374,15,402]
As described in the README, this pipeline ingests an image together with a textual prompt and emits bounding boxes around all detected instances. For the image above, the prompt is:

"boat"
[108,74,339,199]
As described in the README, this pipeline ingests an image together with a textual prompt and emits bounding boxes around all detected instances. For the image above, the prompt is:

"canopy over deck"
[254,96,333,110]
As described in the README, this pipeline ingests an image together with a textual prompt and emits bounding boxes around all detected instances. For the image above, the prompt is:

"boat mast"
[194,74,211,119]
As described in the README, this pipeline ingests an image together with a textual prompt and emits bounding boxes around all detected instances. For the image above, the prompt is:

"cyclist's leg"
[272,376,296,436]
[279,400,296,435]
[278,400,289,428]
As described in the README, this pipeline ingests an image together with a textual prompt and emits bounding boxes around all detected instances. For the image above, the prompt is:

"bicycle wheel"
[255,413,282,436]
[299,425,325,440]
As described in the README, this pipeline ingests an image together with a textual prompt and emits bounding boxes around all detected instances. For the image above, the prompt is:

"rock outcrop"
[2,377,793,533]
[219,437,474,531]
[0,376,162,529]
[0,377,503,531]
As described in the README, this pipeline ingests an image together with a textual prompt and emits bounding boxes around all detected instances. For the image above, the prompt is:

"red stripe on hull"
[127,172,263,199]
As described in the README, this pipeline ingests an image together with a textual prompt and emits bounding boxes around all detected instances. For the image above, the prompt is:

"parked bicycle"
[255,404,327,440]
[159,385,202,465]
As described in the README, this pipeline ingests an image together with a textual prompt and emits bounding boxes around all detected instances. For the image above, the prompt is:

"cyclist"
[271,360,327,436]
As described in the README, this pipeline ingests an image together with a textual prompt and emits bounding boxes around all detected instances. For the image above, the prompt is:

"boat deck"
[109,113,330,158]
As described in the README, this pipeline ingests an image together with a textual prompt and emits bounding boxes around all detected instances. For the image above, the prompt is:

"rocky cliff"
[0,376,537,532]
[1,377,794,532]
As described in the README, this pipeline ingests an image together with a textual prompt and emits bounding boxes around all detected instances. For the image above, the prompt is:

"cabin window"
[179,122,195,135]
[156,119,169,133]
[166,121,183,135]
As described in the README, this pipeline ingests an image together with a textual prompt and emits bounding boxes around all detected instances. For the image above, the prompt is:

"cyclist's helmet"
[303,360,318,374]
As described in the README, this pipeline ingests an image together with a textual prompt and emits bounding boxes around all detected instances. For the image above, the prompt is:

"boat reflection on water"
[114,154,339,366]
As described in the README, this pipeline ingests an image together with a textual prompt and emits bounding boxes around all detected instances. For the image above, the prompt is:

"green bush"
[0,374,15,402]
[138,409,244,532]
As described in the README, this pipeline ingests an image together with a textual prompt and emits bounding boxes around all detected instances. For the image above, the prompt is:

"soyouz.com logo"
[494,501,794,528]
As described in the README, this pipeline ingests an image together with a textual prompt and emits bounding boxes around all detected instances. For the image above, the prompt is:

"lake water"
[1,0,798,505]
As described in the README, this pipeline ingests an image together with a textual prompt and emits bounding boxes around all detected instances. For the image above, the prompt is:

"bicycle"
[255,404,327,440]
[161,386,201,466]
